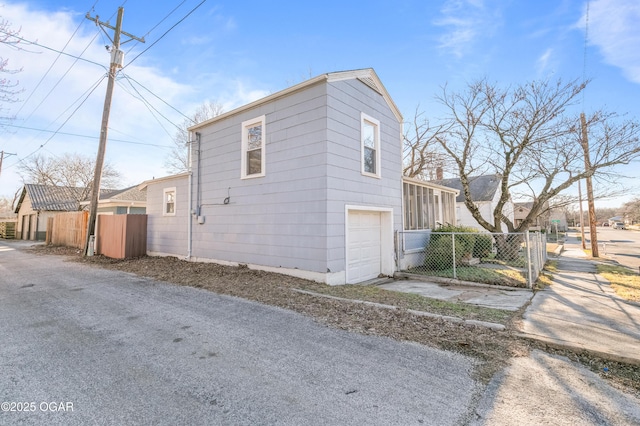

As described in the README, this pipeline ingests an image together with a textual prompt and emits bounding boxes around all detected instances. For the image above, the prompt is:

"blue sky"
[0,0,639,208]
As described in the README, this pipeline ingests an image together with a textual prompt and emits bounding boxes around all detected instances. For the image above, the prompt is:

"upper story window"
[361,112,381,178]
[163,187,176,216]
[241,115,266,179]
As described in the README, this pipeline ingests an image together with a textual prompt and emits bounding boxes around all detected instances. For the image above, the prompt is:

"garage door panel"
[347,211,382,283]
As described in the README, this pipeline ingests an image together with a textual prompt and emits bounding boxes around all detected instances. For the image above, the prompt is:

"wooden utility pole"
[84,8,144,255]
[0,151,17,176]
[578,179,586,250]
[580,112,599,257]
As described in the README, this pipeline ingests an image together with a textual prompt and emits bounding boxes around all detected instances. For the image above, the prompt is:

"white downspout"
[187,131,193,260]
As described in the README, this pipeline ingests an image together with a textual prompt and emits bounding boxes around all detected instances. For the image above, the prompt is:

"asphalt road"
[0,243,481,425]
[585,226,640,270]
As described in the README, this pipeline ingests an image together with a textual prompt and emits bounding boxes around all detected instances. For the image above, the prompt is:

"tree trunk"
[494,233,523,261]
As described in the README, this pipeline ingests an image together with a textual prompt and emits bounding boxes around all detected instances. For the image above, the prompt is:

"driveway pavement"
[0,241,481,425]
[2,240,640,425]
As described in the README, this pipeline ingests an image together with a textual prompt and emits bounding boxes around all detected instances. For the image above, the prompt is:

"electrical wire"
[116,76,178,140]
[0,123,173,148]
[13,1,100,120]
[122,74,193,123]
[124,0,188,57]
[3,75,107,171]
[0,31,107,69]
[122,0,207,70]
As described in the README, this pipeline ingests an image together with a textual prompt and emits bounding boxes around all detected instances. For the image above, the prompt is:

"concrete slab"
[380,280,532,311]
[379,281,464,299]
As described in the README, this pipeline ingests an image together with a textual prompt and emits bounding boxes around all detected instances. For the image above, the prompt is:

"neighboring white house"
[435,174,514,233]
[141,69,425,285]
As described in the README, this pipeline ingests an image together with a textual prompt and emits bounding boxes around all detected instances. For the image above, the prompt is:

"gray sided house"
[142,69,404,284]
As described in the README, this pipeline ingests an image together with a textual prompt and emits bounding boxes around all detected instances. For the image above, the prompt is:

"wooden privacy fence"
[97,214,147,259]
[48,211,88,248]
[0,221,16,239]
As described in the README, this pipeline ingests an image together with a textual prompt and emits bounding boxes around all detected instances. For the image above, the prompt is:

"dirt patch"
[28,245,640,394]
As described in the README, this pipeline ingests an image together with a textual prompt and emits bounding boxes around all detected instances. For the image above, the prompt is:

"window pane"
[422,187,429,230]
[247,149,262,175]
[247,124,262,150]
[363,121,375,148]
[403,183,410,229]
[364,146,376,174]
[166,192,174,203]
[166,203,174,214]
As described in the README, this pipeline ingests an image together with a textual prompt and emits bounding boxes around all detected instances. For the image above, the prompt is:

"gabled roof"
[99,185,146,202]
[15,184,84,213]
[189,68,402,132]
[138,172,190,191]
[434,174,502,203]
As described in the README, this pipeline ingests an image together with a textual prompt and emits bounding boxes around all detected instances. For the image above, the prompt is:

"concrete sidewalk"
[519,235,640,365]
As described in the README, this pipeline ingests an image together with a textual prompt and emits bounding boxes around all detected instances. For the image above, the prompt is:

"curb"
[292,288,506,331]
[515,332,640,367]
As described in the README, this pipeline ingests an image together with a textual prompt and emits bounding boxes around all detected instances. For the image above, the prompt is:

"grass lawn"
[597,264,640,302]
[408,265,527,287]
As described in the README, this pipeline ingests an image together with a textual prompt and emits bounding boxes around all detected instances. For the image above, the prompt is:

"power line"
[122,73,193,122]
[0,31,107,69]
[3,75,107,171]
[123,0,207,70]
[124,0,188,57]
[116,76,179,140]
[0,123,172,148]
[13,2,99,119]
[10,76,107,155]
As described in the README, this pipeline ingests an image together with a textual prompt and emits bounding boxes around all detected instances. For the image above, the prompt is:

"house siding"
[189,81,329,273]
[145,71,403,284]
[145,176,189,256]
[325,79,403,274]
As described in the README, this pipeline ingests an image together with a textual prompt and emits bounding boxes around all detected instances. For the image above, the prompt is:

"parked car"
[602,222,610,227]
[613,222,626,230]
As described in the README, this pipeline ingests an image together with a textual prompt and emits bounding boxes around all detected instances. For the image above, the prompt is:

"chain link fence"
[396,231,547,288]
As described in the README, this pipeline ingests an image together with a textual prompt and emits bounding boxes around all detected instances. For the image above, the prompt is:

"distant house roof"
[434,174,502,203]
[514,202,534,210]
[15,184,84,213]
[99,185,146,202]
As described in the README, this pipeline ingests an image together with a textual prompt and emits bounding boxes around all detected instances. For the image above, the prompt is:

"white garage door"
[347,211,382,283]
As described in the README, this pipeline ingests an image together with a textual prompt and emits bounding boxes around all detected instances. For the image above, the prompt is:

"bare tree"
[403,107,452,179]
[0,18,23,125]
[420,78,640,237]
[622,198,640,224]
[17,153,122,207]
[165,101,224,173]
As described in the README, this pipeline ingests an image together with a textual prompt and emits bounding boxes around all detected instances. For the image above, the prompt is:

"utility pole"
[578,180,586,250]
[83,7,144,255]
[0,151,17,176]
[580,112,599,257]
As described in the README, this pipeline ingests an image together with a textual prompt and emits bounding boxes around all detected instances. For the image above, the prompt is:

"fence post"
[451,232,457,279]
[526,231,533,288]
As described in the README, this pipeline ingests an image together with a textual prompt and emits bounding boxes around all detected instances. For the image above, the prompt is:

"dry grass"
[597,264,640,302]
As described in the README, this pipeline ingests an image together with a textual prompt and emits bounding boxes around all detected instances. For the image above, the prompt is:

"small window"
[241,115,266,179]
[163,187,176,216]
[361,112,380,178]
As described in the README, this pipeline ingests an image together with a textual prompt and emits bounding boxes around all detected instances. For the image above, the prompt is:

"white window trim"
[360,112,381,178]
[241,115,266,179]
[163,187,176,217]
